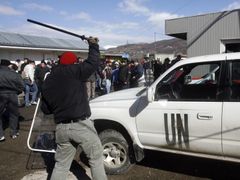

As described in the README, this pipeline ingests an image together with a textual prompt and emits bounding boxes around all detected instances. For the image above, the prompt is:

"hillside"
[105,38,187,59]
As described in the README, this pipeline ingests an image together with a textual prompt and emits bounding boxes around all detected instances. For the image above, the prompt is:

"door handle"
[197,113,213,120]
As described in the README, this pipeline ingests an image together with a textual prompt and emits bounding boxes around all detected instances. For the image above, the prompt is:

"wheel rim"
[102,142,127,168]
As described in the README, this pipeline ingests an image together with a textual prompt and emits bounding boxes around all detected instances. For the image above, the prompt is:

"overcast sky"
[0,0,240,49]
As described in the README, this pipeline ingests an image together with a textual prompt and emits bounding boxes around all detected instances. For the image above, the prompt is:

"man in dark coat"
[129,60,144,88]
[153,60,163,81]
[171,54,182,66]
[118,61,130,90]
[0,59,24,141]
[34,60,50,95]
[41,37,107,180]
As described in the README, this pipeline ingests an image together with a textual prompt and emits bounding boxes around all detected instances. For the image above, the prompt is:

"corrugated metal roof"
[0,31,104,51]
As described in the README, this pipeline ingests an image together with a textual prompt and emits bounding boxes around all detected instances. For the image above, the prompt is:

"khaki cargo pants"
[51,119,107,180]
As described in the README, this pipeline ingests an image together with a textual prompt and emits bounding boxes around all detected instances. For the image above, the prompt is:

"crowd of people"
[0,58,53,142]
[151,54,182,81]
[94,59,145,96]
[80,58,146,99]
[93,54,182,96]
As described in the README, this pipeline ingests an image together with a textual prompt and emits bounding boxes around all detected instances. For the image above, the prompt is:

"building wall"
[166,10,240,57]
[0,48,88,62]
[188,11,240,57]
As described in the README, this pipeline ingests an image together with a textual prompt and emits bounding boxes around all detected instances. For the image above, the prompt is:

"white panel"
[10,51,24,61]
[0,49,10,59]
[44,52,57,61]
[25,50,43,61]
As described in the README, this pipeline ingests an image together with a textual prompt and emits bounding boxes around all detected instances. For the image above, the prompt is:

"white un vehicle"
[90,53,240,174]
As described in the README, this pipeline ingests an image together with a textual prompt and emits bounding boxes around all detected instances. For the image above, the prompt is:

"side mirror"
[147,87,154,102]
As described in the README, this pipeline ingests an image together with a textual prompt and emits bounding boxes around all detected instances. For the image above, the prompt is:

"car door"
[222,59,240,159]
[136,60,223,155]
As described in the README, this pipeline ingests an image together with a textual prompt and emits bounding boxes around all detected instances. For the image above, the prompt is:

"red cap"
[59,52,77,65]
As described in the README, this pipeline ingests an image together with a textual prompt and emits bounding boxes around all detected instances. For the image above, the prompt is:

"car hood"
[90,87,146,103]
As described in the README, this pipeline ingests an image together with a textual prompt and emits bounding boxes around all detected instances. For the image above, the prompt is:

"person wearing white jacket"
[22,60,38,107]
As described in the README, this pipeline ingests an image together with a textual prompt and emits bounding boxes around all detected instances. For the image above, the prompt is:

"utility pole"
[154,32,157,61]
[154,32,157,43]
[154,32,160,59]
[153,32,162,59]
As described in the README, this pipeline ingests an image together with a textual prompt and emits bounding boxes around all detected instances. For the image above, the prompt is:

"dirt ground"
[1,106,240,180]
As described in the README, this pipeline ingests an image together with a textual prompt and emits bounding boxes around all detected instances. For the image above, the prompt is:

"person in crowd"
[95,62,105,95]
[9,63,25,107]
[111,61,120,91]
[35,60,50,96]
[143,59,151,75]
[129,60,144,88]
[77,57,84,63]
[20,58,30,74]
[9,63,19,72]
[102,60,112,94]
[22,60,38,106]
[117,61,130,90]
[171,54,182,66]
[46,60,53,70]
[0,59,24,141]
[153,59,163,81]
[41,37,107,180]
[163,57,171,72]
[15,59,23,73]
[86,71,97,100]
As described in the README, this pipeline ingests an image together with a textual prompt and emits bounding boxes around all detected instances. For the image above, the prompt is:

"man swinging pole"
[26,19,107,180]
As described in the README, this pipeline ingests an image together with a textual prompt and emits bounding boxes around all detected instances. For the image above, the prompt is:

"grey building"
[0,31,105,62]
[165,9,240,57]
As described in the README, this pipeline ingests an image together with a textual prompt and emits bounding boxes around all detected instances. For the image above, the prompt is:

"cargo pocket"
[89,140,103,161]
[55,125,68,144]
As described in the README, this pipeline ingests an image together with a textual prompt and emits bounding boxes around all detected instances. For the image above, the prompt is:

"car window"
[155,62,221,101]
[228,60,240,101]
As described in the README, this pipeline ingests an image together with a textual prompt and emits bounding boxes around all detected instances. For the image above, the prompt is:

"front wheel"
[99,129,133,174]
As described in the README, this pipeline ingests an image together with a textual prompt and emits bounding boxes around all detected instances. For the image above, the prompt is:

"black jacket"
[0,66,24,94]
[41,43,100,124]
[87,72,97,82]
[35,65,50,84]
[118,64,129,83]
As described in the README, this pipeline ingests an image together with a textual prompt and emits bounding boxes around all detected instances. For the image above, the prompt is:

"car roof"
[175,52,240,68]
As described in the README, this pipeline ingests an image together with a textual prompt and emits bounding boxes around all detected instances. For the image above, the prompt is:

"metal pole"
[27,19,87,40]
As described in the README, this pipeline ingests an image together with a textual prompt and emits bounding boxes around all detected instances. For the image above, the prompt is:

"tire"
[99,129,133,175]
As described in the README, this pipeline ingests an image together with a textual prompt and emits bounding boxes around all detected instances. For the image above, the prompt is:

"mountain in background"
[105,38,187,59]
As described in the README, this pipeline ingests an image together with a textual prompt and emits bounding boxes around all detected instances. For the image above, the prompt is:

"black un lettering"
[164,113,189,148]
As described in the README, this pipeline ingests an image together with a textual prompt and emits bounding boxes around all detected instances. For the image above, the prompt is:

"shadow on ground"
[26,151,91,180]
[138,150,240,180]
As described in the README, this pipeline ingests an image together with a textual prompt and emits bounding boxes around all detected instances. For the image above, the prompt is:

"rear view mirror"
[185,75,192,84]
